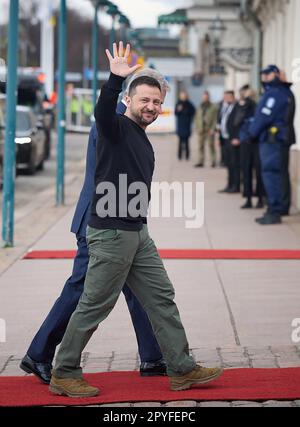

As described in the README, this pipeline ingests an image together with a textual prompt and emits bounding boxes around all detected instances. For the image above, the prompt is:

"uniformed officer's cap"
[260,65,280,75]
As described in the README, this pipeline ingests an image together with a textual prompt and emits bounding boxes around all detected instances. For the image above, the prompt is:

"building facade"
[161,0,300,211]
[186,0,254,91]
[250,0,300,209]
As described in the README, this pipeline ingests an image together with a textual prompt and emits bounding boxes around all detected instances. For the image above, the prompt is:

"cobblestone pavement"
[1,345,299,407]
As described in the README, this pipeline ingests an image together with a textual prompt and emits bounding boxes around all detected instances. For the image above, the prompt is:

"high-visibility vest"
[70,97,80,114]
[82,98,93,116]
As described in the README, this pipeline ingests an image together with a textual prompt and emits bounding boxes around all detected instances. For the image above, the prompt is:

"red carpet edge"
[23,249,300,260]
[1,368,300,407]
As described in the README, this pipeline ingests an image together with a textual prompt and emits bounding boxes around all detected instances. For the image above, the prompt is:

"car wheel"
[27,148,37,175]
[37,158,44,171]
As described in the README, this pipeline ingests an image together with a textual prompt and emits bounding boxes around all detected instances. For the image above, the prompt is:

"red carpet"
[1,368,300,407]
[23,249,300,260]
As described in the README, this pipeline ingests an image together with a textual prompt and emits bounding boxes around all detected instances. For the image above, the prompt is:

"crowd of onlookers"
[175,64,296,225]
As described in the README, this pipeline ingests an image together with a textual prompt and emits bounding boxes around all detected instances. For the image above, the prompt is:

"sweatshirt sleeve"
[94,73,126,142]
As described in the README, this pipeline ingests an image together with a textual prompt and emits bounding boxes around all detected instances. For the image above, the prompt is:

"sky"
[0,0,193,28]
[71,0,193,28]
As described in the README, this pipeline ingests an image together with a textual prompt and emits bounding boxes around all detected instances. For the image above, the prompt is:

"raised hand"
[105,41,142,78]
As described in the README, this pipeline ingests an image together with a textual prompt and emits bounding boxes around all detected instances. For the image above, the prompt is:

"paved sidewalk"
[1,133,300,407]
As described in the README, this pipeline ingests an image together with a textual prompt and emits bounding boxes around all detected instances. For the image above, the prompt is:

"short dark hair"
[225,90,235,96]
[128,76,161,97]
[240,84,250,92]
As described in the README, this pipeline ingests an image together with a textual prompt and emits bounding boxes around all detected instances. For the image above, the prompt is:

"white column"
[285,0,294,79]
[271,18,277,63]
[276,10,284,68]
[225,66,235,91]
[236,71,251,90]
[263,25,270,65]
[40,1,55,97]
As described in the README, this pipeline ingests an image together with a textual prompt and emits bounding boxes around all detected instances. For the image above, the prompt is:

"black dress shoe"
[227,187,240,194]
[20,354,52,384]
[255,212,267,223]
[256,213,282,225]
[140,359,167,377]
[218,188,230,194]
[194,163,204,168]
[241,200,253,209]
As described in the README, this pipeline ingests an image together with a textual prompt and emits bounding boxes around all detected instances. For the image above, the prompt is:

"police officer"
[249,65,292,225]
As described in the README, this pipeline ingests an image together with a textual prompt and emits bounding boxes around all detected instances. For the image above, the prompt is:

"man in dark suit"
[20,71,170,384]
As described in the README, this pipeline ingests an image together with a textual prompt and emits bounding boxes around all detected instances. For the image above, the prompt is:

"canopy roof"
[158,9,188,25]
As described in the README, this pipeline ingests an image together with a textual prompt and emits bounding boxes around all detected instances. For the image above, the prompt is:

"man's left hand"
[106,42,142,78]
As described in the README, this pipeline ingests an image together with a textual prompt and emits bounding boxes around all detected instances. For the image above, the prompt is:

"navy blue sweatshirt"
[89,73,155,231]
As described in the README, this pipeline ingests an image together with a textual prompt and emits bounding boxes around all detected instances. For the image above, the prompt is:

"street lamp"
[90,0,112,107]
[119,14,130,44]
[2,0,19,246]
[106,4,120,52]
[209,16,227,74]
[129,30,143,57]
[56,0,67,206]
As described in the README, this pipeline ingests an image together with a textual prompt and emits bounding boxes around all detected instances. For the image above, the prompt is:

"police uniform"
[249,77,291,222]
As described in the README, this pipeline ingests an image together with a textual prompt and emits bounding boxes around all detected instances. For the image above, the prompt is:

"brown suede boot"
[170,365,223,391]
[49,375,99,398]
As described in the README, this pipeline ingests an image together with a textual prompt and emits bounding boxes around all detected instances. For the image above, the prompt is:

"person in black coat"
[175,91,196,160]
[238,88,265,209]
[227,86,254,193]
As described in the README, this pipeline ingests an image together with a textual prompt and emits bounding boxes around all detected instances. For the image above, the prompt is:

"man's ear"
[125,95,131,106]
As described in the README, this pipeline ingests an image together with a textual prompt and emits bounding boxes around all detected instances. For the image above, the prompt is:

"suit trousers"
[240,142,264,199]
[27,234,163,365]
[53,226,196,378]
[224,141,240,191]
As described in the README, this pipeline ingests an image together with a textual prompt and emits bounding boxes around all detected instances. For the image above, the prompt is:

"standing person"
[216,95,229,167]
[82,95,93,127]
[227,85,257,199]
[50,42,223,398]
[279,70,296,216]
[218,91,236,193]
[249,65,292,225]
[20,69,172,385]
[194,91,218,168]
[175,91,196,160]
[239,88,265,209]
[70,95,80,126]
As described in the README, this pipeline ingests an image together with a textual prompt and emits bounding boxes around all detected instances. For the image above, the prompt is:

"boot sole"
[170,369,223,391]
[49,384,99,398]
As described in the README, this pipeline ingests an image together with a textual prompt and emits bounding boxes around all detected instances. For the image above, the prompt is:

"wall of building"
[252,0,300,210]
[186,3,253,94]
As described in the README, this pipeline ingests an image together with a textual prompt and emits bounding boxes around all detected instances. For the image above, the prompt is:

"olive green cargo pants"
[53,225,196,378]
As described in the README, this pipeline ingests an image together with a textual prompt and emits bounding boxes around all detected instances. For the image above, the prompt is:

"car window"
[17,111,32,131]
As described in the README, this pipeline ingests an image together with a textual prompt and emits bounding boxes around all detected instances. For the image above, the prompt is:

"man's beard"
[131,108,158,127]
